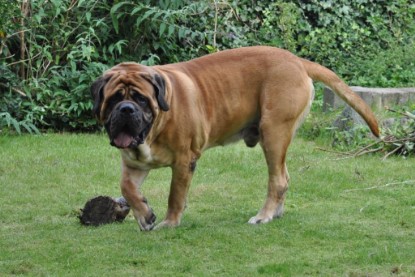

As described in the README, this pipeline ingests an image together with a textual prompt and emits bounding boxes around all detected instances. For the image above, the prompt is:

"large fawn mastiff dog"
[91,46,379,231]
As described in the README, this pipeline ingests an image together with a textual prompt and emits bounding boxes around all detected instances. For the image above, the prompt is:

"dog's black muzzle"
[105,101,149,149]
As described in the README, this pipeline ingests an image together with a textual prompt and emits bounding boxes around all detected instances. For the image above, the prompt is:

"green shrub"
[341,44,415,87]
[22,62,109,131]
[1,0,414,133]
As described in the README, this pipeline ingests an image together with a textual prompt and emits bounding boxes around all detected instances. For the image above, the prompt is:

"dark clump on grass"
[78,196,130,226]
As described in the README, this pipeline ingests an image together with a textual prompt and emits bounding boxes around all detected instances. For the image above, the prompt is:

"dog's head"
[91,63,169,149]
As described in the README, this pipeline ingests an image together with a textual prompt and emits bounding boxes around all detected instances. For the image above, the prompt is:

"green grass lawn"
[0,133,414,276]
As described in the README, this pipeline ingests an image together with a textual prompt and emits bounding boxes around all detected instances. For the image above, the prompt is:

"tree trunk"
[20,0,30,80]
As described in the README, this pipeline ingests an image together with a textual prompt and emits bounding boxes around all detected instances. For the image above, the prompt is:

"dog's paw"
[136,208,157,231]
[248,215,273,224]
[154,219,180,230]
[248,204,284,224]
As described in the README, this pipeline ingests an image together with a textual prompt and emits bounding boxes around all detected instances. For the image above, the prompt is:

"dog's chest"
[121,143,169,170]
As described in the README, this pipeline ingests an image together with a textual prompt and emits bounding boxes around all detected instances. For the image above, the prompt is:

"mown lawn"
[0,133,414,276]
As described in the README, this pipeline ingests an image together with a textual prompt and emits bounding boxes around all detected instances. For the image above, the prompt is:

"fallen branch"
[0,83,27,97]
[316,140,384,160]
[317,108,415,159]
[343,180,415,192]
[382,145,403,161]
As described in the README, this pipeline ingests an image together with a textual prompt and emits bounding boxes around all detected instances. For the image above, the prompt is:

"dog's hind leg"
[248,78,312,224]
[248,118,296,224]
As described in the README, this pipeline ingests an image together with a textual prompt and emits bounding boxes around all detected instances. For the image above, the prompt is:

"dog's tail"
[301,59,380,137]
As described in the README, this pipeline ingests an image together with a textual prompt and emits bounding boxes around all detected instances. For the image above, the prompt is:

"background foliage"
[1,0,414,132]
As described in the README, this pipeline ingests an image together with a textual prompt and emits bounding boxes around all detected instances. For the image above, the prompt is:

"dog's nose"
[119,102,135,114]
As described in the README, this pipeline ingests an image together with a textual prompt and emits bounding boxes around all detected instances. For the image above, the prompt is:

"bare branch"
[0,83,27,97]
[343,180,415,193]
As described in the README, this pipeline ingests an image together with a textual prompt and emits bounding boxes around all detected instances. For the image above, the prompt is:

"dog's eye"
[132,93,148,105]
[108,91,123,105]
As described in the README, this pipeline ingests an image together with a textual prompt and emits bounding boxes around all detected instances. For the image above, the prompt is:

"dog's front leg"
[120,161,156,231]
[156,155,197,229]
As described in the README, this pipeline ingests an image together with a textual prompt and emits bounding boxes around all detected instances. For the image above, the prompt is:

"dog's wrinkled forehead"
[102,63,155,96]
[105,62,145,75]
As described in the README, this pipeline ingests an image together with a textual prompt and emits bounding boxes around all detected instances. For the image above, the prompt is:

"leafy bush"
[340,44,415,87]
[296,0,415,66]
[1,0,211,132]
[1,0,414,133]
[0,112,39,135]
[23,62,109,131]
[330,125,375,150]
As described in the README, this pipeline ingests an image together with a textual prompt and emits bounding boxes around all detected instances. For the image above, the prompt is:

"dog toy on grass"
[79,196,130,226]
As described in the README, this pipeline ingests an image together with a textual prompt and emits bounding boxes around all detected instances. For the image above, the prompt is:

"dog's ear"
[90,76,109,119]
[153,74,169,112]
[141,73,170,112]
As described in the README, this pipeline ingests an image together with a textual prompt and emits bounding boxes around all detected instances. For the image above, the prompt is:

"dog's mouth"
[108,124,151,149]
[106,118,141,149]
[109,123,145,149]
[112,131,137,149]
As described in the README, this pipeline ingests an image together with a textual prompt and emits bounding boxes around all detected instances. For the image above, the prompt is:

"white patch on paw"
[248,216,272,224]
[137,218,155,231]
